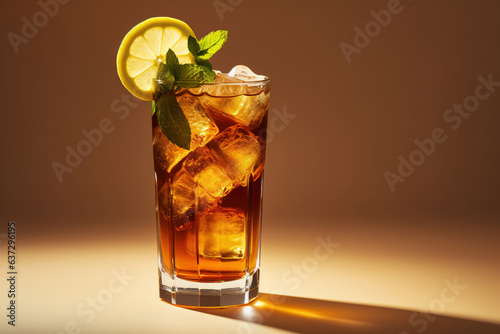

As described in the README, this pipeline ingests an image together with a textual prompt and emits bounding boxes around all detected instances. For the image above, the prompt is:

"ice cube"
[158,181,194,231]
[227,65,268,96]
[183,146,238,198]
[215,72,245,84]
[173,169,220,229]
[201,73,246,97]
[153,127,183,172]
[209,124,266,186]
[228,65,268,82]
[157,182,170,219]
[198,208,246,259]
[202,72,270,129]
[157,170,219,231]
[153,95,218,172]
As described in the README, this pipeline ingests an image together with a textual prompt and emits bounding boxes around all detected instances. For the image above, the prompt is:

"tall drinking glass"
[152,76,270,307]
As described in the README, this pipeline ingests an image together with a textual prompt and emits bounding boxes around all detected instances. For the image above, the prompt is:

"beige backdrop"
[1,0,499,333]
[1,0,498,243]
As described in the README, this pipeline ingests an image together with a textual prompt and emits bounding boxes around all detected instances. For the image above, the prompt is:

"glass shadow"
[190,293,500,334]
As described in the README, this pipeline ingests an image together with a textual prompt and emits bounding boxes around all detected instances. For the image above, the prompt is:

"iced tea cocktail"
[153,72,270,307]
[116,17,269,307]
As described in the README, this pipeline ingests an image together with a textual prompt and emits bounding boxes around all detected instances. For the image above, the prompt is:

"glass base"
[159,268,260,307]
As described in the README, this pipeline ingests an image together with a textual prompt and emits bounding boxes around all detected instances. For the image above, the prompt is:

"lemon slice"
[117,17,196,101]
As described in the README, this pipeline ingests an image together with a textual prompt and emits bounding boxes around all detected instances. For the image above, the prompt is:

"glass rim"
[153,76,270,86]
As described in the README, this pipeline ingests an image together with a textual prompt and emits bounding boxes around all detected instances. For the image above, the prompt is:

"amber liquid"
[153,93,268,283]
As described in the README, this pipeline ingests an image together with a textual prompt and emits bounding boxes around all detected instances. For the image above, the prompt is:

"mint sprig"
[153,30,228,150]
[189,30,228,61]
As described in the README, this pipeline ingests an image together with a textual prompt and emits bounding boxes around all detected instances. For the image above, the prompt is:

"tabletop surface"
[1,216,499,334]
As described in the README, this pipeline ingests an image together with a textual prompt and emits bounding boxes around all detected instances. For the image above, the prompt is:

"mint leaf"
[188,35,200,57]
[165,49,179,78]
[187,35,214,71]
[157,95,191,150]
[160,71,175,93]
[197,30,228,60]
[154,62,175,99]
[156,62,167,79]
[175,64,215,88]
[202,65,216,81]
[196,59,213,71]
[151,100,156,116]
[156,50,180,95]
